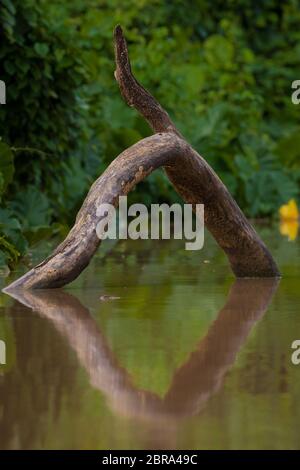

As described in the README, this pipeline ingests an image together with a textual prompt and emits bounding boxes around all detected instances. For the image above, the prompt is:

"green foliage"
[1,0,300,267]
[0,142,14,195]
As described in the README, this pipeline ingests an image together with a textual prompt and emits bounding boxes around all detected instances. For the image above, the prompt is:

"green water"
[0,225,299,450]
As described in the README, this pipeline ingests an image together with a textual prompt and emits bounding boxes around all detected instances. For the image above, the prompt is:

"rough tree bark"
[3,26,279,291]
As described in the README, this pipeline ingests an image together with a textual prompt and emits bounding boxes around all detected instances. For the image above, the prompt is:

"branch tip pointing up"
[113,24,180,136]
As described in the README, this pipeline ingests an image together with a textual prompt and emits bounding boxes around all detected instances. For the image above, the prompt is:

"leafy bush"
[1,0,300,268]
[0,0,99,266]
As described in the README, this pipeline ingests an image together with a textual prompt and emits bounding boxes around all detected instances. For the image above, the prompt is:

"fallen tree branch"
[2,27,279,291]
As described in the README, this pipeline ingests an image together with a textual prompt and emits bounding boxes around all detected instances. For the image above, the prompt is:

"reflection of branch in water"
[164,279,278,415]
[7,279,278,422]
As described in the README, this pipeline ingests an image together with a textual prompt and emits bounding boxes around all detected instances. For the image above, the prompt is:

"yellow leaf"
[279,199,299,221]
[279,220,299,241]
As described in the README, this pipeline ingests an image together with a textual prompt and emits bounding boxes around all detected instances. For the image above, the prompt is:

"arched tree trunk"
[3,27,279,291]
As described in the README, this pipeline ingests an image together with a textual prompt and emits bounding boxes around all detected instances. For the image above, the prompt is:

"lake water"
[0,224,299,450]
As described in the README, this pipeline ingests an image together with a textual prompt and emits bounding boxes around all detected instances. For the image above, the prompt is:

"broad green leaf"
[33,43,49,57]
[10,186,51,229]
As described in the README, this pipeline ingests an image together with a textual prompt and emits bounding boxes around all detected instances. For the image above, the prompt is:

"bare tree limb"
[114,25,181,137]
[113,25,279,279]
[2,27,280,292]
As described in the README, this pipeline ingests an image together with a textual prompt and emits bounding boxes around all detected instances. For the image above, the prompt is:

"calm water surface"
[0,225,299,449]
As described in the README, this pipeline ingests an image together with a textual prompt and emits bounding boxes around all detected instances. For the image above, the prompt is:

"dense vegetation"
[0,0,300,268]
